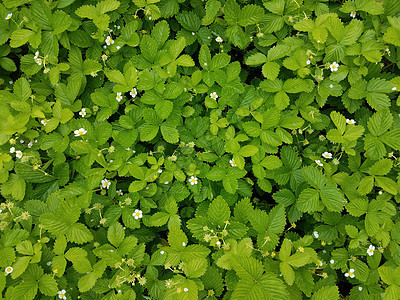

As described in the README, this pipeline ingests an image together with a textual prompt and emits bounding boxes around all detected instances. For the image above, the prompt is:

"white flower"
[5,13,12,20]
[329,84,334,88]
[15,151,23,159]
[317,40,320,43]
[192,32,195,35]
[346,119,356,124]
[101,178,111,189]
[105,36,114,46]
[133,209,143,219]
[315,160,323,167]
[306,60,311,65]
[215,36,223,43]
[216,241,221,246]
[160,250,165,254]
[313,231,319,238]
[350,11,356,18]
[34,51,39,59]
[116,92,123,102]
[9,147,15,153]
[229,159,236,167]
[164,181,169,184]
[358,287,363,291]
[116,190,123,196]
[74,128,87,137]
[5,266,13,274]
[0,208,2,213]
[47,261,52,266]
[41,119,48,126]
[210,92,218,100]
[116,46,120,50]
[330,259,334,264]
[392,87,397,91]
[79,108,86,117]
[182,242,186,246]
[378,190,383,195]
[367,245,375,256]
[35,58,43,65]
[27,141,34,148]
[330,62,339,72]
[322,152,332,159]
[386,48,391,56]
[20,140,24,144]
[58,289,67,300]
[318,261,323,266]
[184,288,188,292]
[345,269,355,278]
[189,176,198,185]
[129,88,137,98]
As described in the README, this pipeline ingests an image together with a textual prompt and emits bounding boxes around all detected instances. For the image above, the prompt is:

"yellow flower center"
[136,212,140,216]
[6,268,11,272]
[60,293,65,297]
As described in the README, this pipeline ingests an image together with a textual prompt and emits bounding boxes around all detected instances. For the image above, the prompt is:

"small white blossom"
[35,58,43,65]
[5,266,13,274]
[79,108,86,117]
[9,147,15,153]
[346,119,356,125]
[215,36,223,43]
[330,259,334,264]
[101,178,111,189]
[130,88,137,98]
[345,269,355,278]
[330,62,339,72]
[189,176,198,185]
[15,151,23,159]
[74,128,87,137]
[386,48,391,56]
[313,231,319,238]
[58,289,67,300]
[306,60,311,65]
[182,242,186,246]
[378,190,383,195]
[184,288,188,292]
[192,32,195,35]
[47,261,52,266]
[367,245,375,256]
[358,287,363,291]
[116,46,120,50]
[392,87,397,91]
[315,160,323,167]
[329,84,334,88]
[133,209,143,219]
[116,92,123,102]
[105,36,114,46]
[164,181,169,184]
[229,159,236,167]
[317,40,320,43]
[322,152,332,159]
[160,250,165,254]
[41,118,48,126]
[34,51,39,60]
[116,190,123,196]
[210,92,218,100]
[27,141,34,148]
[350,11,356,18]
[5,13,12,20]
[19,140,24,144]
[158,169,163,174]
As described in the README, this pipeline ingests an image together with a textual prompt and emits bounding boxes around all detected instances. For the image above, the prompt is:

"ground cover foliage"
[1,0,400,299]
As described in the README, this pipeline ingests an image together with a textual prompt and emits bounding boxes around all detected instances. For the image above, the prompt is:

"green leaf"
[207,166,226,181]
[368,108,393,136]
[320,185,345,212]
[155,100,173,119]
[107,222,125,247]
[150,212,170,226]
[160,123,179,143]
[223,176,238,194]
[66,223,93,244]
[38,274,58,296]
[245,53,267,66]
[238,145,259,157]
[239,4,264,27]
[183,258,208,278]
[297,188,319,213]
[280,262,295,285]
[262,61,280,80]
[10,29,35,48]
[274,91,289,110]
[311,286,339,300]
[140,124,159,141]
[13,78,31,102]
[97,0,120,14]
[208,196,230,225]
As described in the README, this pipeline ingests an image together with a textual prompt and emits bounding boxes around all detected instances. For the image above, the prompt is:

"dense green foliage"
[1,0,400,299]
